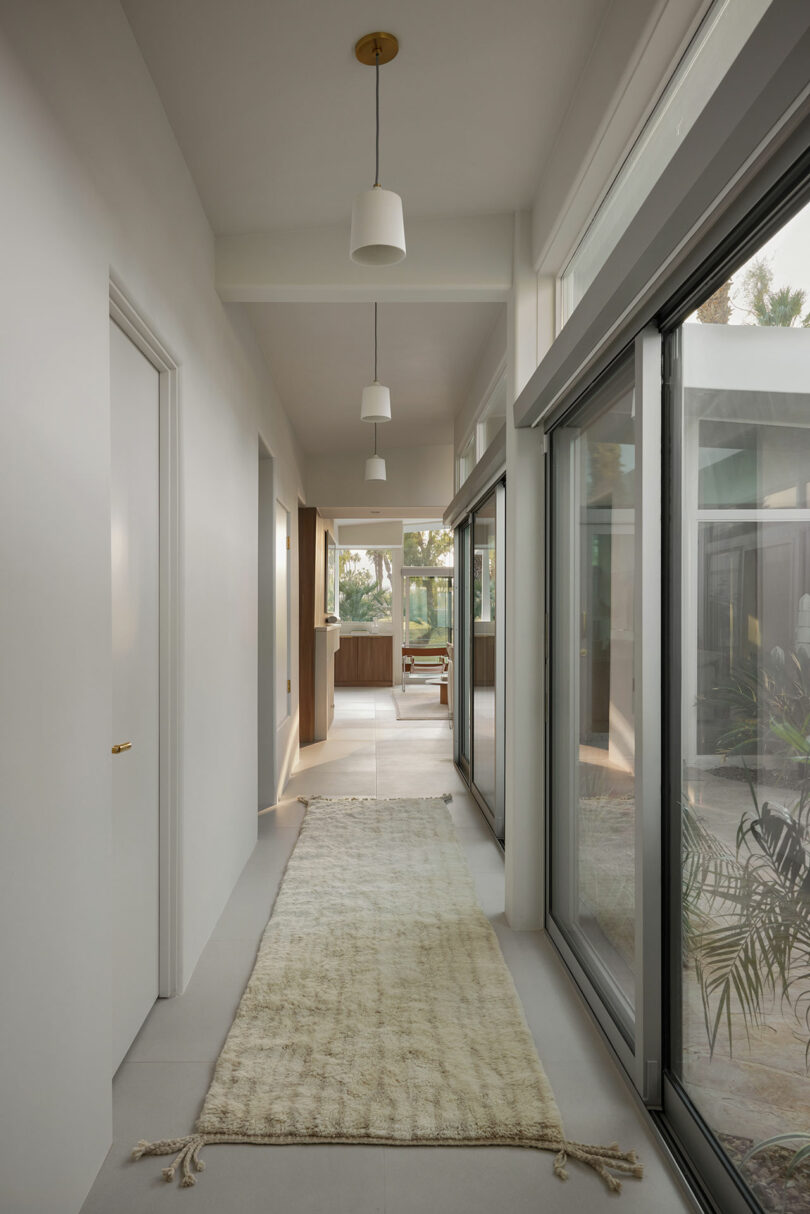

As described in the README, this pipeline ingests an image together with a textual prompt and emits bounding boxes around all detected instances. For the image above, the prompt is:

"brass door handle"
[111,741,133,754]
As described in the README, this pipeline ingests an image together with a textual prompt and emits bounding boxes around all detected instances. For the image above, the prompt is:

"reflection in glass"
[678,228,810,1208]
[403,575,453,647]
[472,494,497,816]
[458,522,472,768]
[551,360,637,1025]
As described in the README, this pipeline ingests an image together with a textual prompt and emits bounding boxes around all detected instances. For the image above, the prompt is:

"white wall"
[0,5,304,1212]
[453,310,508,458]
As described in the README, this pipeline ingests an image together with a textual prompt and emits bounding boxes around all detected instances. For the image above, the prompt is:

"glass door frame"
[452,479,506,843]
[545,326,663,1103]
[470,481,506,840]
[658,322,764,1214]
[401,566,454,649]
[455,522,472,781]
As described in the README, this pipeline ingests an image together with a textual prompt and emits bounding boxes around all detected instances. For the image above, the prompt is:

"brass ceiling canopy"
[354,32,399,67]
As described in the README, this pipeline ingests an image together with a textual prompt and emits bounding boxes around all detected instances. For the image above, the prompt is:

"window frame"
[545,328,663,1100]
[657,168,810,1214]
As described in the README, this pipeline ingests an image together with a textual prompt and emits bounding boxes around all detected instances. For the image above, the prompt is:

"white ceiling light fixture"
[364,423,387,481]
[350,32,406,266]
[360,302,392,423]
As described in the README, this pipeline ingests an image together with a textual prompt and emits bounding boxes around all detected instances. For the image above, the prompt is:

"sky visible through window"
[687,203,810,325]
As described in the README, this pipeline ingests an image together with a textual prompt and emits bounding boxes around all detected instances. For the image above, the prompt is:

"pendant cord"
[373,422,378,456]
[374,302,378,381]
[374,51,380,186]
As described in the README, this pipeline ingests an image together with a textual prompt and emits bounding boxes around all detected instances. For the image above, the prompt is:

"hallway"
[81,689,694,1213]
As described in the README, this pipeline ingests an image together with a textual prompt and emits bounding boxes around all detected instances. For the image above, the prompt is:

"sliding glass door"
[456,521,472,777]
[453,483,506,841]
[548,334,661,1093]
[665,194,810,1211]
[471,484,505,840]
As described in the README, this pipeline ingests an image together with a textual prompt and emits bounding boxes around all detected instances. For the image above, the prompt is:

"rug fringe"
[133,1134,642,1193]
[549,1138,643,1194]
[132,1136,209,1188]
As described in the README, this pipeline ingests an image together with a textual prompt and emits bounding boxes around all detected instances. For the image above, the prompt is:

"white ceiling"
[120,0,612,234]
[250,302,503,454]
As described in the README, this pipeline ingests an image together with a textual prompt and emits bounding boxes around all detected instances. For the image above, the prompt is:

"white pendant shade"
[360,381,391,423]
[364,454,387,481]
[350,186,406,265]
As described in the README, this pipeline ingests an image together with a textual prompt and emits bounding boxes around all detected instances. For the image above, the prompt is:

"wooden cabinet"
[334,635,392,686]
[333,637,357,684]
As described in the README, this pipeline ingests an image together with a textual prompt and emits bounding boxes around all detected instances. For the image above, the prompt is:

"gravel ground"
[719,1133,810,1213]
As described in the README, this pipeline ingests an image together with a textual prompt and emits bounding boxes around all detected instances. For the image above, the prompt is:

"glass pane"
[338,549,393,624]
[677,201,810,1209]
[472,494,497,813]
[459,522,472,767]
[404,576,453,647]
[551,358,637,1027]
[402,526,454,566]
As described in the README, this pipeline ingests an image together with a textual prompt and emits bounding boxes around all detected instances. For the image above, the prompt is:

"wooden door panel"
[357,636,392,685]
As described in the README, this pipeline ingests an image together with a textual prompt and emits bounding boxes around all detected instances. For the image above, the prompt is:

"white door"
[275,501,290,726]
[110,318,160,1071]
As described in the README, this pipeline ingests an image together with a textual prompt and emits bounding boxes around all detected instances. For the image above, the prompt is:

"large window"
[559,0,772,324]
[402,526,454,647]
[338,549,393,624]
[670,196,810,1212]
[547,330,662,1096]
[550,357,638,1026]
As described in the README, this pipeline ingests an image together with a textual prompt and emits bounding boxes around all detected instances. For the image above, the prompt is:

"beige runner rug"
[133,796,642,1194]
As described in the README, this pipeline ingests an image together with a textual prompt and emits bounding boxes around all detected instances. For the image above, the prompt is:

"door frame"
[110,277,182,999]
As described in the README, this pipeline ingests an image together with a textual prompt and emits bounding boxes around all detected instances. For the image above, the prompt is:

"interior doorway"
[109,283,180,1068]
[257,444,275,809]
[110,316,160,1069]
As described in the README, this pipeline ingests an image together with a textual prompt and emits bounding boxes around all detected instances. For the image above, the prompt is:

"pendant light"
[350,32,406,266]
[360,302,392,423]
[364,423,387,481]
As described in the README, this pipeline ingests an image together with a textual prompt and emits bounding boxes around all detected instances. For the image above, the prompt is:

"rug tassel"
[297,796,309,806]
[442,793,453,803]
[549,1139,643,1194]
[131,1135,209,1188]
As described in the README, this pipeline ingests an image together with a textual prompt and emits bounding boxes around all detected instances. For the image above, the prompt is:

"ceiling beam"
[216,214,513,303]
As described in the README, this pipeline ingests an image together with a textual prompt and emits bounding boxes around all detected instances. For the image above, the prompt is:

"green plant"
[698,649,810,784]
[742,257,810,327]
[686,737,810,1058]
[742,1132,810,1182]
[338,555,391,622]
